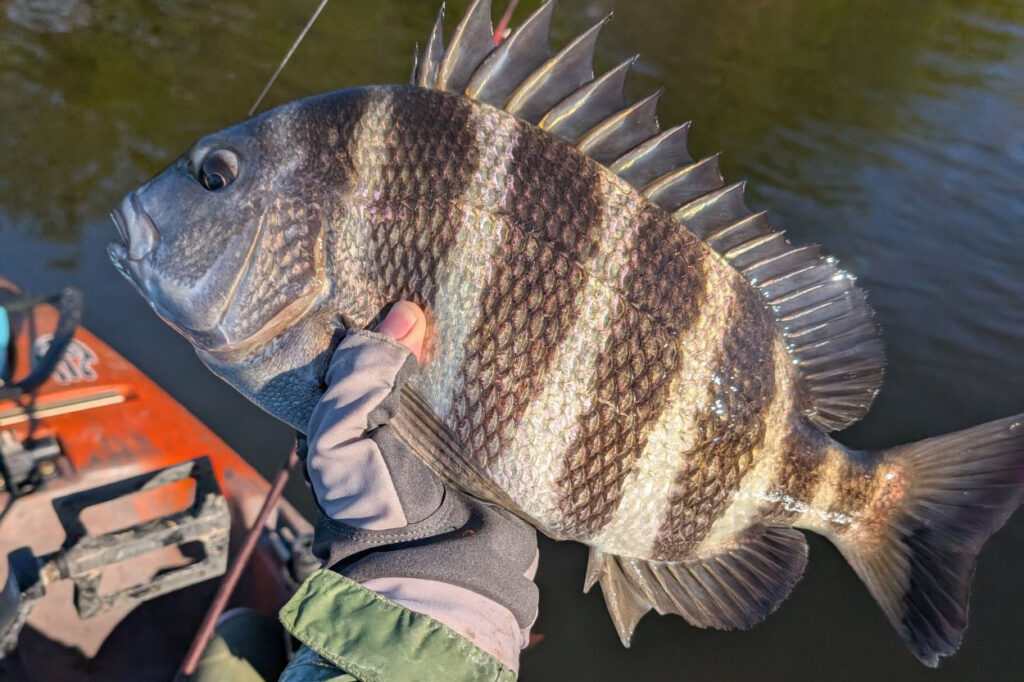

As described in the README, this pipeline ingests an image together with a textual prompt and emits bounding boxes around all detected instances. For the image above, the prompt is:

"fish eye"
[198,149,239,191]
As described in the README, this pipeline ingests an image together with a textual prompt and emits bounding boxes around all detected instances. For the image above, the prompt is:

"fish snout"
[109,192,160,263]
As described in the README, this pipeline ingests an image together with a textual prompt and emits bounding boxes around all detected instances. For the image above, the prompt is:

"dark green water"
[2,0,1023,679]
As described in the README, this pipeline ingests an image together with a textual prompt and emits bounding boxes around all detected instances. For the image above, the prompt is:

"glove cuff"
[338,498,540,630]
[311,484,468,565]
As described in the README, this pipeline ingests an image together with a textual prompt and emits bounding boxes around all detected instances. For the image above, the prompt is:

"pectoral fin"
[587,526,809,646]
[391,382,543,528]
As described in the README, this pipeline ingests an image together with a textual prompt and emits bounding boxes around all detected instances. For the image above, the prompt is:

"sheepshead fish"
[108,0,1024,666]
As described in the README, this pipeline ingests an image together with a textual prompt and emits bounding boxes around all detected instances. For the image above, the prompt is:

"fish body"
[109,0,1024,667]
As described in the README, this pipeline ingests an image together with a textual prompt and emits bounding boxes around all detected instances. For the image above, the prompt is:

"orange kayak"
[0,277,311,680]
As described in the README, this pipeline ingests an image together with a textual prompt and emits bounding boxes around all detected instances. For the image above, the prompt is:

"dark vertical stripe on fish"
[557,206,709,537]
[315,89,370,189]
[765,422,829,524]
[449,123,605,469]
[826,456,878,536]
[229,92,374,333]
[652,284,777,561]
[361,89,482,310]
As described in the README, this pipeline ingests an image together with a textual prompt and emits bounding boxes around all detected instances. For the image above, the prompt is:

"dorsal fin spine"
[415,4,446,88]
[538,55,636,143]
[723,227,782,260]
[419,3,448,87]
[576,88,664,164]
[465,0,555,106]
[613,123,694,188]
[786,322,831,340]
[770,283,828,305]
[437,0,493,93]
[758,262,821,289]
[504,14,609,123]
[779,300,841,324]
[742,245,819,279]
[727,233,789,270]
[415,2,885,432]
[704,210,768,246]
[642,153,723,212]
[673,182,749,231]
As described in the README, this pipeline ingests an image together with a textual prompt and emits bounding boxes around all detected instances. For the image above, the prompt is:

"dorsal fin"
[410,2,885,431]
[611,124,693,189]
[577,89,663,164]
[412,4,446,88]
[505,15,608,123]
[538,55,634,144]
[465,0,555,106]
[436,0,494,93]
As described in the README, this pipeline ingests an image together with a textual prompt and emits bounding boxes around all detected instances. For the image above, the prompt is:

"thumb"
[374,301,426,362]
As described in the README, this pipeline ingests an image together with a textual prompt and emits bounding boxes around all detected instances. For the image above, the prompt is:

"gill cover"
[110,102,329,354]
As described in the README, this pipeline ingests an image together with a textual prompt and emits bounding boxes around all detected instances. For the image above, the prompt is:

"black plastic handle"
[0,287,83,401]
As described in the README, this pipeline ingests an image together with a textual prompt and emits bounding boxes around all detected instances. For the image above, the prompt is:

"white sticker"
[33,334,99,385]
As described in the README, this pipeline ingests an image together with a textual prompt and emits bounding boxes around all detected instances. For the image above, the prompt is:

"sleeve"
[278,570,518,682]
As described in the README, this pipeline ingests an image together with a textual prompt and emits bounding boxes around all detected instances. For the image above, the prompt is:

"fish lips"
[107,192,191,336]
[107,192,159,277]
[114,193,158,259]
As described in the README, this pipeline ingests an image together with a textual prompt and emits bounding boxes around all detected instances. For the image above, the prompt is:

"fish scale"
[444,111,603,476]
[554,202,707,542]
[653,286,776,560]
[350,86,776,557]
[109,0,1024,668]
[351,91,479,317]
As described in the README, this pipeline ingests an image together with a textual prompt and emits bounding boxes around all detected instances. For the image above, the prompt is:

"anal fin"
[586,526,809,646]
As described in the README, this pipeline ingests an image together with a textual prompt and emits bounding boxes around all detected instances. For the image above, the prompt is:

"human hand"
[302,302,539,672]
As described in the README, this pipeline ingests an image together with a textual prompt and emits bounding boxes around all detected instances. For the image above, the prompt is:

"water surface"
[2,1,1023,679]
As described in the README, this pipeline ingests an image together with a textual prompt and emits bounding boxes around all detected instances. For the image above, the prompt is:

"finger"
[374,301,426,362]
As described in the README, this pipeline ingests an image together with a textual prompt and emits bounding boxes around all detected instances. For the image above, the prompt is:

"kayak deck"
[0,278,311,680]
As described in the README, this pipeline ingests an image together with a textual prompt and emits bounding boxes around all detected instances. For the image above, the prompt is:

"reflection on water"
[1,1,1022,679]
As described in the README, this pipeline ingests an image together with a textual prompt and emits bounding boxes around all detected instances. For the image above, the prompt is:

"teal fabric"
[278,646,358,682]
[279,569,516,682]
[0,307,9,380]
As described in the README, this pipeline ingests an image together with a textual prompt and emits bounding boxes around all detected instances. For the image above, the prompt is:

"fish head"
[108,99,337,357]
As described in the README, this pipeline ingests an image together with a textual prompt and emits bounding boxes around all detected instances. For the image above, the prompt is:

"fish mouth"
[107,192,186,335]
[107,193,159,268]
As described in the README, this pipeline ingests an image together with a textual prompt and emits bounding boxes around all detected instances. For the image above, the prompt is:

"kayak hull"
[0,278,311,680]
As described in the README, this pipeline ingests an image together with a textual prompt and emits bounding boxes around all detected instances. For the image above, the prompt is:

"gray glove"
[303,320,539,671]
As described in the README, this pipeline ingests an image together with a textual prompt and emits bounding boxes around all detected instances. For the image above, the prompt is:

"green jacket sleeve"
[278,569,518,682]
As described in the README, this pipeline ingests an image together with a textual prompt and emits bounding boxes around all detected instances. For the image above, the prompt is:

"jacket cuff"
[279,569,517,682]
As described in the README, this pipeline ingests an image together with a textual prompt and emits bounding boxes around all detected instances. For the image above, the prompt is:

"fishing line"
[494,0,520,44]
[251,0,522,117]
[179,8,333,672]
[248,0,331,116]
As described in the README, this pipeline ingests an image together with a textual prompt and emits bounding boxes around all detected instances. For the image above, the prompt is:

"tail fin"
[835,415,1024,666]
